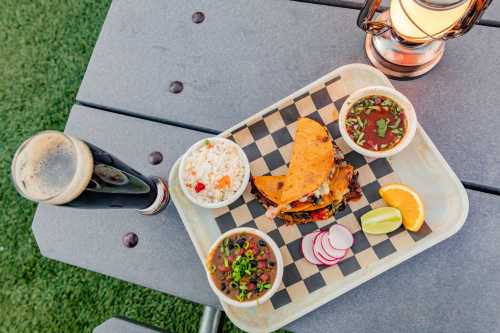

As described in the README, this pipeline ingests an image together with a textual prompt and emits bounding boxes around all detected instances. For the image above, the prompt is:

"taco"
[252,162,359,224]
[252,175,317,213]
[276,118,334,211]
[250,117,361,224]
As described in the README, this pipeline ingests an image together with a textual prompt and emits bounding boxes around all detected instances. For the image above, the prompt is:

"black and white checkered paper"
[211,75,432,310]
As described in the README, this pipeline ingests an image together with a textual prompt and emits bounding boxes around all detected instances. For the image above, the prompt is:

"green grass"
[0,1,288,332]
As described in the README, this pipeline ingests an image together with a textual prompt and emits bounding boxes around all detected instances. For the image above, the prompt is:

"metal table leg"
[198,306,221,333]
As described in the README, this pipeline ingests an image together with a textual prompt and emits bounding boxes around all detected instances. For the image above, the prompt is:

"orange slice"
[379,184,425,232]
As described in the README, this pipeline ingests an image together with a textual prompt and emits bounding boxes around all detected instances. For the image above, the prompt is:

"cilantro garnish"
[376,119,388,137]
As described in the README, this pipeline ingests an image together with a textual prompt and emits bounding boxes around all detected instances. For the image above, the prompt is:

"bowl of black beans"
[205,227,283,307]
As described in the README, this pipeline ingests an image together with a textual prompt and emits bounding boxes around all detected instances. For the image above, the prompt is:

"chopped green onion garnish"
[223,257,229,268]
[353,106,364,114]
[356,132,365,145]
[356,116,364,129]
[381,99,393,107]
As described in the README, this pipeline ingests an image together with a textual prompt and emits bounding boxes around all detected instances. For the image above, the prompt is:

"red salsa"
[207,232,277,302]
[346,95,406,151]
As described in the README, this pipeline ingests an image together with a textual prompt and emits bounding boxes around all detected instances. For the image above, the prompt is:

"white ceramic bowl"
[205,227,284,308]
[179,137,250,209]
[339,86,417,158]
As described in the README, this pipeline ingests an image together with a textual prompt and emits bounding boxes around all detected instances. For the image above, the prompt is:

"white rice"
[182,139,246,204]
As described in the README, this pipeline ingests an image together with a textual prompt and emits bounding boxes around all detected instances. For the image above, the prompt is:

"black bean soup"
[207,232,277,302]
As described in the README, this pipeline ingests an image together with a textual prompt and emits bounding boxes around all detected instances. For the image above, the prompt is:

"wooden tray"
[169,64,469,332]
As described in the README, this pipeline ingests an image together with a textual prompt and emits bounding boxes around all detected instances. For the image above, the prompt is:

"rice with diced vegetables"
[182,139,247,204]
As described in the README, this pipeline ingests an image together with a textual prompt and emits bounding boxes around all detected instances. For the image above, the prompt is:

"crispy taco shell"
[251,175,284,204]
[252,184,346,224]
[252,164,354,214]
[251,176,315,212]
[278,118,334,208]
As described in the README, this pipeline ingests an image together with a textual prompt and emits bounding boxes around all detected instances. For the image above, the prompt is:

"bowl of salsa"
[339,86,417,158]
[205,227,283,308]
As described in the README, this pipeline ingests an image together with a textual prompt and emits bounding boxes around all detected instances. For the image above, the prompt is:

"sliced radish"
[312,232,327,261]
[329,224,354,250]
[321,232,347,259]
[313,232,331,258]
[313,232,338,262]
[313,232,344,266]
[301,230,322,265]
[323,256,343,266]
[317,254,341,266]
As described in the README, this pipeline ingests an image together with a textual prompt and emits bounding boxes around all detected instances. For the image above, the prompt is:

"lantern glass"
[390,0,472,42]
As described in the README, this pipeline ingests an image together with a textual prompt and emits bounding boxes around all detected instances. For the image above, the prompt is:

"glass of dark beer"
[11,131,169,215]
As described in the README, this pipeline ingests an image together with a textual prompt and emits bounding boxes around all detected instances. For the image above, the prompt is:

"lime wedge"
[361,207,402,234]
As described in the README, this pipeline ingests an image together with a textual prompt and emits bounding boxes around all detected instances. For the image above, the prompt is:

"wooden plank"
[32,123,500,331]
[32,105,219,307]
[77,0,500,188]
[287,189,500,332]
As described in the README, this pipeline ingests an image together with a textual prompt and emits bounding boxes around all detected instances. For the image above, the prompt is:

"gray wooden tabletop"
[77,0,500,189]
[484,0,500,22]
[31,0,500,332]
[33,105,218,307]
[34,105,500,333]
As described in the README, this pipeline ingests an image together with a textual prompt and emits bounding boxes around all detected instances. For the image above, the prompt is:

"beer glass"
[11,131,169,215]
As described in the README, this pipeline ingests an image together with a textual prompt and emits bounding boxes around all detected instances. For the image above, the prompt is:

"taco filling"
[251,160,361,224]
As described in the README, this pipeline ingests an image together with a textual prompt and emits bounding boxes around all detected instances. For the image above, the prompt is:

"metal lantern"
[357,0,492,78]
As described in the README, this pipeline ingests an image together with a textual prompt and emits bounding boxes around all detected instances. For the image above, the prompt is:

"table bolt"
[122,232,139,248]
[148,151,163,165]
[192,11,205,24]
[169,81,183,94]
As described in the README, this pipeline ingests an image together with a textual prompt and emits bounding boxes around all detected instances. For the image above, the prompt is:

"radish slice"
[313,232,331,259]
[329,224,354,250]
[313,232,344,266]
[313,232,338,262]
[301,231,322,265]
[317,254,341,266]
[312,232,327,261]
[321,232,347,259]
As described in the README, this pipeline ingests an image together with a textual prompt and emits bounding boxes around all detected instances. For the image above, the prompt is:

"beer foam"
[12,131,93,205]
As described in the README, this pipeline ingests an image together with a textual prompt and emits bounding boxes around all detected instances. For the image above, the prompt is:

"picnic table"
[33,0,500,332]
